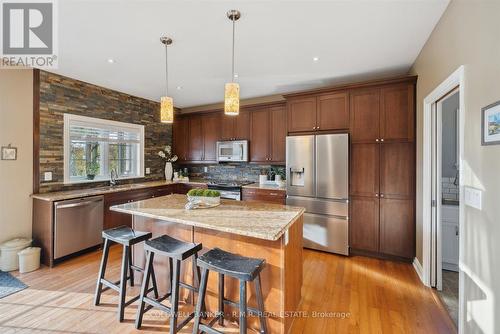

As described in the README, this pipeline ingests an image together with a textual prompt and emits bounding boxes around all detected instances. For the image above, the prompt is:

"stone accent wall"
[183,164,285,182]
[38,71,170,193]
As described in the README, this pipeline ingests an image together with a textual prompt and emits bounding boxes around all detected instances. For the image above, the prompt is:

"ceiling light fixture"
[176,86,183,90]
[313,57,319,62]
[160,36,174,124]
[107,58,115,64]
[224,9,241,116]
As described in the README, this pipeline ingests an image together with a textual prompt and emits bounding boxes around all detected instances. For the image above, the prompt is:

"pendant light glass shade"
[160,96,174,123]
[160,36,174,124]
[224,82,240,116]
[224,10,241,116]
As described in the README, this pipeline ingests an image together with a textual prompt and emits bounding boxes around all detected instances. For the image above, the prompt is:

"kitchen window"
[63,114,144,183]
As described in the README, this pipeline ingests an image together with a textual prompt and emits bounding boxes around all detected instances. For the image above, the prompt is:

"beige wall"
[0,69,33,244]
[411,1,500,332]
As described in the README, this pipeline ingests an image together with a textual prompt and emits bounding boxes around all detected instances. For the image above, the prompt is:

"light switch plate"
[145,167,151,174]
[464,186,482,210]
[204,166,208,173]
[44,171,52,181]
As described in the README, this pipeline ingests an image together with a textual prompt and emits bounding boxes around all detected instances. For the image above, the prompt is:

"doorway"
[432,89,460,326]
[422,66,465,333]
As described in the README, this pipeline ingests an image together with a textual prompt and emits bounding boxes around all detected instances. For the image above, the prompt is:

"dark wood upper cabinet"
[187,116,203,161]
[380,84,415,142]
[380,198,415,258]
[220,110,249,141]
[380,142,415,200]
[317,92,349,131]
[220,115,234,141]
[350,89,380,143]
[269,105,286,163]
[234,110,250,140]
[173,117,189,161]
[350,143,379,197]
[287,97,317,133]
[250,108,270,162]
[202,113,219,162]
[350,196,380,252]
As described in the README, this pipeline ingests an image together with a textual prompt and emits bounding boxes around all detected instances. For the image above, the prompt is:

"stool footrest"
[223,298,263,316]
[179,281,197,292]
[199,324,224,334]
[130,264,145,273]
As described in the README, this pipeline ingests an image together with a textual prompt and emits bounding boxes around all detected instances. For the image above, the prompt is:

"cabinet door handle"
[375,139,379,142]
[269,192,278,196]
[375,193,379,197]
[317,126,320,130]
[380,194,385,198]
[380,138,384,142]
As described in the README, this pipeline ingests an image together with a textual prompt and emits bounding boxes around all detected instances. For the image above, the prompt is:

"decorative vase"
[164,162,173,181]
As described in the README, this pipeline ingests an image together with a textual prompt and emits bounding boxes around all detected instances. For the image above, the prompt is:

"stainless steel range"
[207,180,253,201]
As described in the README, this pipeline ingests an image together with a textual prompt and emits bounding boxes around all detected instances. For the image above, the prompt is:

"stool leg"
[94,238,110,306]
[239,280,247,334]
[192,268,209,334]
[135,250,154,329]
[168,257,173,303]
[149,256,159,299]
[218,273,225,326]
[169,259,181,334]
[193,253,207,319]
[254,274,268,334]
[118,245,129,322]
[128,245,134,287]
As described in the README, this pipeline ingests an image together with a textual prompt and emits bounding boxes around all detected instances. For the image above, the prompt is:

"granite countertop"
[31,180,207,202]
[243,182,286,191]
[111,194,303,241]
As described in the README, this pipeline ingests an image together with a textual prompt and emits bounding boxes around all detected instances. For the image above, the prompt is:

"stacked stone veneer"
[38,71,171,193]
[185,164,285,182]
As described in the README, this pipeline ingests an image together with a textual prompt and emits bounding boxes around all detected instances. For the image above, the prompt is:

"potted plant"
[86,161,99,180]
[187,188,221,205]
[158,145,178,181]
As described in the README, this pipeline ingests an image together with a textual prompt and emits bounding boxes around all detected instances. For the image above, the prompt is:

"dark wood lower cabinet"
[379,198,415,259]
[350,196,379,252]
[242,188,286,205]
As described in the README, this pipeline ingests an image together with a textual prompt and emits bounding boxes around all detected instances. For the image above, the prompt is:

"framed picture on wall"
[1,145,17,160]
[482,100,500,145]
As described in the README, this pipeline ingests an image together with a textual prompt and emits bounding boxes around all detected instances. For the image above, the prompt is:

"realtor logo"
[1,0,58,68]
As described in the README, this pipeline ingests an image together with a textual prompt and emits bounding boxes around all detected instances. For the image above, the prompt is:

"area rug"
[0,271,28,299]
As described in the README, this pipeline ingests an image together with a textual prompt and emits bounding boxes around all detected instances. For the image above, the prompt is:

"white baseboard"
[413,257,425,284]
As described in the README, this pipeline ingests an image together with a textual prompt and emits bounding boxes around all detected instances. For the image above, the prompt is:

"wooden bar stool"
[135,234,203,334]
[94,225,158,321]
[192,247,267,334]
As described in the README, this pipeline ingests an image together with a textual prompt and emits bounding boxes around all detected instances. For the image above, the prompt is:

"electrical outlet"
[464,186,482,210]
[145,167,151,175]
[44,172,52,181]
[204,166,208,173]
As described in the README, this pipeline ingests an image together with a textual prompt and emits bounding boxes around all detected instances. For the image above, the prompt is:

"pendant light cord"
[165,43,169,96]
[231,17,235,82]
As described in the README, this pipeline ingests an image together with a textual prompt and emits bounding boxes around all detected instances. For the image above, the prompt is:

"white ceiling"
[53,0,449,108]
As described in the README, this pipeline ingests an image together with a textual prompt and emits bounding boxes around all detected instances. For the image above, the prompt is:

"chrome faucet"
[110,168,118,186]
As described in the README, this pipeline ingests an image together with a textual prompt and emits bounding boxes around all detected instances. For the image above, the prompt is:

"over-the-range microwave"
[216,140,248,162]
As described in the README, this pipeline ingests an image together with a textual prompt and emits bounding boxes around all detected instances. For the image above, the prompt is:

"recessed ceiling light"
[107,58,115,64]
[312,57,319,62]
[234,73,239,78]
[176,86,183,90]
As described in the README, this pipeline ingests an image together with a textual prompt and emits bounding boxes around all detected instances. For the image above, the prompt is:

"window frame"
[63,114,145,184]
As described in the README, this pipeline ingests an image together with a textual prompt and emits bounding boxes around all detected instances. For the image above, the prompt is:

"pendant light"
[224,10,241,116]
[160,36,174,123]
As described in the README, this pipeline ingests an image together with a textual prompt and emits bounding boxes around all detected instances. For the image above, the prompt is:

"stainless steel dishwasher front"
[54,195,104,259]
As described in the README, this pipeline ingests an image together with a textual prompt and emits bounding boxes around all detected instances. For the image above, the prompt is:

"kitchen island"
[111,194,304,334]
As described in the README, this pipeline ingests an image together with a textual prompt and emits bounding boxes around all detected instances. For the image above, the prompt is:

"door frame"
[422,65,465,332]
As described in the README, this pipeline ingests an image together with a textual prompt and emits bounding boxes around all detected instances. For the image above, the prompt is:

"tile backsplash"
[442,176,459,201]
[179,164,285,182]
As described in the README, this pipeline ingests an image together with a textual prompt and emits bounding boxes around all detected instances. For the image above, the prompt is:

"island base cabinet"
[132,215,303,334]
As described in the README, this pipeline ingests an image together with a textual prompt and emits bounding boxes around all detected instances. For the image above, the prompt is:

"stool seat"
[144,235,202,260]
[198,247,265,281]
[102,226,152,246]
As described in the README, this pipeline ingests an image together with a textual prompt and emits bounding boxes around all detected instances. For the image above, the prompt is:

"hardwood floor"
[1,246,456,334]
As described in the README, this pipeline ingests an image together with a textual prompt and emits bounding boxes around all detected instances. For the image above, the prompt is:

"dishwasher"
[54,195,104,259]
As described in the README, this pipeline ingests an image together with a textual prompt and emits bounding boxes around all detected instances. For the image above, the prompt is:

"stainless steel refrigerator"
[286,134,349,255]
